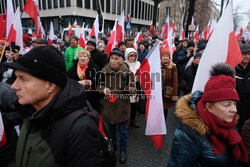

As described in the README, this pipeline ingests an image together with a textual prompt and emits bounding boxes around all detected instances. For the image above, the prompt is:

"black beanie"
[87,40,96,47]
[5,46,67,88]
[187,41,195,48]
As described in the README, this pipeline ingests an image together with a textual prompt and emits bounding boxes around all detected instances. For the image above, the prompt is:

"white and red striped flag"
[179,25,185,40]
[79,24,86,49]
[0,112,6,147]
[89,14,99,42]
[203,21,210,40]
[136,41,166,149]
[134,31,143,50]
[191,16,195,26]
[194,25,199,44]
[149,22,156,36]
[5,0,14,38]
[163,14,169,41]
[73,20,78,26]
[116,10,125,48]
[208,19,217,40]
[106,19,117,58]
[6,7,23,54]
[48,22,54,45]
[23,0,42,38]
[172,20,176,33]
[192,0,242,93]
[68,23,73,38]
[236,28,243,40]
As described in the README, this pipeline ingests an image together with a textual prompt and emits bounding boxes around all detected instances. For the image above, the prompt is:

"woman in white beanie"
[125,48,141,128]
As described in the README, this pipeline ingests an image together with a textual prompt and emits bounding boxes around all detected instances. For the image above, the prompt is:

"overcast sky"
[213,0,249,28]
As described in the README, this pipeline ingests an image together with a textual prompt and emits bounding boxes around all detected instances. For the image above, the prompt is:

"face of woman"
[78,54,89,65]
[128,53,137,63]
[161,54,170,64]
[5,50,14,61]
[206,100,237,123]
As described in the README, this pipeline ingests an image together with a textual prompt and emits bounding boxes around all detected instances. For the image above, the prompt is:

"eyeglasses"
[129,54,136,57]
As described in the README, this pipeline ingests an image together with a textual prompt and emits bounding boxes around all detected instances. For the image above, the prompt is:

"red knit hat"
[160,48,170,58]
[202,74,239,102]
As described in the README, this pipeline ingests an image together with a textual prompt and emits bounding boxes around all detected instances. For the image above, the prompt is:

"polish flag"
[41,22,46,38]
[5,0,14,38]
[192,0,242,93]
[73,20,78,26]
[160,25,165,39]
[68,23,73,38]
[23,0,42,38]
[89,14,99,42]
[0,111,6,147]
[172,20,176,33]
[163,14,169,41]
[107,27,110,35]
[203,21,210,40]
[106,20,117,58]
[6,7,23,54]
[208,19,217,40]
[79,25,86,49]
[149,22,156,36]
[48,22,54,45]
[179,25,185,41]
[167,28,175,59]
[236,28,243,40]
[134,31,143,50]
[116,10,125,48]
[191,16,195,26]
[136,41,166,149]
[0,15,6,40]
[194,25,199,44]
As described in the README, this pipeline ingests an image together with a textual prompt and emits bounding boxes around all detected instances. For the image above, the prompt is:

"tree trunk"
[153,2,159,36]
[185,0,196,37]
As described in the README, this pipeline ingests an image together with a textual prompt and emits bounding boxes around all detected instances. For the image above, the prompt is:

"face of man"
[70,38,78,47]
[241,52,250,65]
[188,46,194,52]
[182,41,188,47]
[32,42,40,48]
[139,44,145,51]
[11,70,55,110]
[110,54,123,70]
[5,50,14,61]
[87,44,95,52]
[119,44,127,52]
[193,57,201,66]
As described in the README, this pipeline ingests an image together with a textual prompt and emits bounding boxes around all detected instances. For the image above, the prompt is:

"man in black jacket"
[5,46,102,167]
[235,44,250,131]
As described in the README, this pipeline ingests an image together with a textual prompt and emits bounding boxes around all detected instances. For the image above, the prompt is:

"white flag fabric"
[89,15,99,43]
[6,0,15,38]
[48,22,54,45]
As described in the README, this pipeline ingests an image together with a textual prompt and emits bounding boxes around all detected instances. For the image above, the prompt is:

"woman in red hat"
[160,48,178,120]
[167,63,248,167]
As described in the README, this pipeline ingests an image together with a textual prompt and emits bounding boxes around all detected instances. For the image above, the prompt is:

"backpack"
[49,101,116,167]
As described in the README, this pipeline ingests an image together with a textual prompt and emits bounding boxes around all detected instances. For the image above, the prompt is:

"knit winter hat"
[160,48,170,58]
[202,63,239,103]
[5,46,67,88]
[87,40,96,47]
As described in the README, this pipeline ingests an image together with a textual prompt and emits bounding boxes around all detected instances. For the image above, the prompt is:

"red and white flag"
[41,22,45,38]
[89,14,99,42]
[5,0,14,38]
[79,25,86,49]
[134,31,143,50]
[116,10,125,48]
[23,0,42,38]
[106,20,117,58]
[236,28,243,40]
[0,15,5,40]
[163,14,169,41]
[68,23,72,38]
[6,7,23,54]
[194,25,199,44]
[192,0,242,93]
[0,112,6,147]
[107,27,110,35]
[136,41,166,149]
[208,19,217,40]
[149,22,156,36]
[179,25,185,41]
[48,22,54,45]
[172,20,176,33]
[191,16,195,26]
[203,21,210,40]
[73,20,78,26]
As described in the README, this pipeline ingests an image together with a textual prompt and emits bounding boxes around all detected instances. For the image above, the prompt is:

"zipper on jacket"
[25,147,32,167]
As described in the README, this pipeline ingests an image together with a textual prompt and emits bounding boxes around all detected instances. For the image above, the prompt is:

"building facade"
[0,0,160,34]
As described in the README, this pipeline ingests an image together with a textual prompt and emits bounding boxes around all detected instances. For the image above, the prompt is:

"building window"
[93,0,97,10]
[60,0,64,7]
[112,0,116,14]
[100,0,104,11]
[127,0,130,15]
[66,0,70,6]
[77,0,82,7]
[106,0,110,13]
[157,7,159,22]
[85,0,90,9]
[166,7,171,16]
[147,3,149,20]
[131,0,134,17]
[135,0,138,18]
[122,0,125,12]
[53,0,58,8]
[117,0,121,15]
[19,0,23,9]
[48,0,52,9]
[42,0,46,9]
[145,3,148,20]
[142,2,144,20]
[138,0,141,19]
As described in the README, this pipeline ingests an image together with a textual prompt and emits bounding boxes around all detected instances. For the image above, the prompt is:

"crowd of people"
[0,29,249,167]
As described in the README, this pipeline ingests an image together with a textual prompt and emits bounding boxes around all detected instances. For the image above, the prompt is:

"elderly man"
[235,44,250,131]
[32,38,48,47]
[97,49,136,164]
[5,46,102,167]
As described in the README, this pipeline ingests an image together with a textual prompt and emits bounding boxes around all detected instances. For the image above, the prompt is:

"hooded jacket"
[167,92,241,167]
[15,79,101,167]
[181,63,198,95]
[65,45,83,71]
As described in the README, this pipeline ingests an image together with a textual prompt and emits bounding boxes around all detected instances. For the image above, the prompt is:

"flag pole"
[0,42,7,63]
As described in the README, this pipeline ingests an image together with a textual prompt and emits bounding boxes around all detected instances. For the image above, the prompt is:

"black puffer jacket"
[16,79,102,167]
[181,63,198,94]
[167,92,241,167]
[90,49,108,70]
[235,64,250,131]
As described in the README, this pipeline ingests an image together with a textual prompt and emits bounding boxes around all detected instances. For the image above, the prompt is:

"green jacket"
[15,119,60,167]
[65,45,83,71]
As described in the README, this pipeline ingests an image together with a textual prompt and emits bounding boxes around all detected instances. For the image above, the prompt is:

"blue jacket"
[176,48,193,77]
[137,49,149,64]
[167,92,241,167]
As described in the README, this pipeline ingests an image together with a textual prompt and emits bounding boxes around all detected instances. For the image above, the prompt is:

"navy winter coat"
[167,92,241,167]
[176,48,193,78]
[137,49,149,64]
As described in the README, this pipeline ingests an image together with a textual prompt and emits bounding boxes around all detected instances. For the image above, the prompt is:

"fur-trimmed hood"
[175,94,209,136]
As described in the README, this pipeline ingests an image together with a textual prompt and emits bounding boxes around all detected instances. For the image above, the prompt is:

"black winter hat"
[194,52,203,59]
[198,43,206,51]
[5,46,67,88]
[87,40,96,47]
[187,41,195,48]
[110,49,125,60]
[118,41,126,48]
[240,44,250,53]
